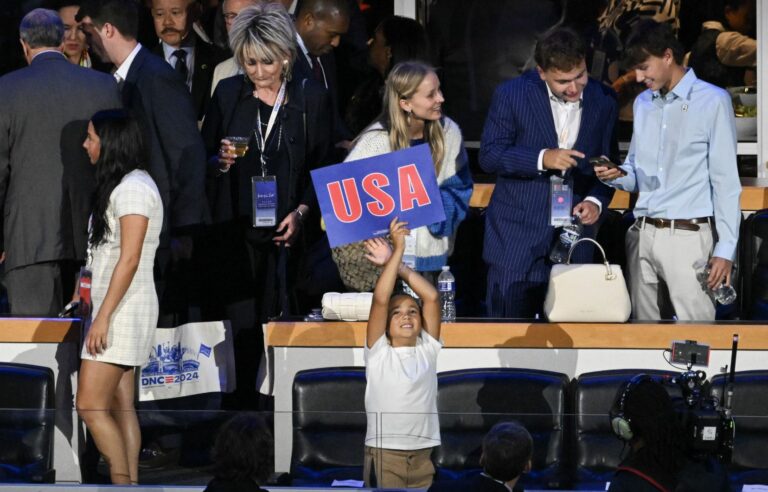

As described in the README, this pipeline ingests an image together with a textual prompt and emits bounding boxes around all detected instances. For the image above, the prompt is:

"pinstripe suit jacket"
[479,70,617,281]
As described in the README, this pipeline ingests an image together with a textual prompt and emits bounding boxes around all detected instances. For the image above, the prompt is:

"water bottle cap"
[442,265,450,271]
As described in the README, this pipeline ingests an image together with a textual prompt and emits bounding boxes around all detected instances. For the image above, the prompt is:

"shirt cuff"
[584,196,602,214]
[537,149,546,172]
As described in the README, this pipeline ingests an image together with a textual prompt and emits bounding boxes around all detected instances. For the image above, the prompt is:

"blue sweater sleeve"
[428,145,473,237]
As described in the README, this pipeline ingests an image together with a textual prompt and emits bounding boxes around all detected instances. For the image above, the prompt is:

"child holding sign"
[362,217,442,489]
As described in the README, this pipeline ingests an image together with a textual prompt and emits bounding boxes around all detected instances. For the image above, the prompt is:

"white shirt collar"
[295,32,313,67]
[544,81,583,107]
[161,42,192,62]
[114,42,143,82]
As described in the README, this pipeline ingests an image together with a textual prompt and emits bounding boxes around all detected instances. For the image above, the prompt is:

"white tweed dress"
[80,170,163,366]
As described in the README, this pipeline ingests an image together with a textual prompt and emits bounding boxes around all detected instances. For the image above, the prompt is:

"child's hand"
[389,217,409,253]
[364,237,392,266]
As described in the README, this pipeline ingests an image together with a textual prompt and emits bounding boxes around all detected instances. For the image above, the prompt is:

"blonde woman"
[332,61,473,292]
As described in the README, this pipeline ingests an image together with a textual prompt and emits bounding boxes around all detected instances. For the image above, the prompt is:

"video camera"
[663,336,738,463]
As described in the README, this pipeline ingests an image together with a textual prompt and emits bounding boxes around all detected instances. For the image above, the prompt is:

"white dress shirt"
[537,83,602,212]
[114,42,143,84]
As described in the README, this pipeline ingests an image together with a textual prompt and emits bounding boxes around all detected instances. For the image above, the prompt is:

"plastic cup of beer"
[227,136,249,158]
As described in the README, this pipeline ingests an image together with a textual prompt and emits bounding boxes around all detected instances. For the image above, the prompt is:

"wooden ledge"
[0,318,80,343]
[266,321,768,350]
[470,181,768,211]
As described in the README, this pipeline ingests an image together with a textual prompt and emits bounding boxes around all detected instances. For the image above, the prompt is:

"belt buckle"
[657,218,669,228]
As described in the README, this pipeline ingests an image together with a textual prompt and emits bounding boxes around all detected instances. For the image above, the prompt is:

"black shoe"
[138,443,180,469]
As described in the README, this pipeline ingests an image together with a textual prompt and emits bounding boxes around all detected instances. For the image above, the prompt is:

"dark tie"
[115,74,125,92]
[173,49,188,81]
[311,56,325,86]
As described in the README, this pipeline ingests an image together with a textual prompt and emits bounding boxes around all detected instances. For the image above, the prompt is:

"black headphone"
[609,374,652,441]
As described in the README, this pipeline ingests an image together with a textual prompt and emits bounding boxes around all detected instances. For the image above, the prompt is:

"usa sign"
[311,144,445,248]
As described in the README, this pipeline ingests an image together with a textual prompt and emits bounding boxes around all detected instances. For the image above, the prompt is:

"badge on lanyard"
[78,266,93,319]
[252,175,278,228]
[251,81,286,228]
[549,174,573,227]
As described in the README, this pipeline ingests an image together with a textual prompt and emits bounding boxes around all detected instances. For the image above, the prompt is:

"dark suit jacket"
[292,46,352,142]
[479,70,617,282]
[429,474,524,492]
[152,34,229,119]
[0,51,121,270]
[122,46,208,236]
[200,75,333,224]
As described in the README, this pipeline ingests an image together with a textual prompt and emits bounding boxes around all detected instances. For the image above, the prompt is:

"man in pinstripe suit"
[479,28,617,318]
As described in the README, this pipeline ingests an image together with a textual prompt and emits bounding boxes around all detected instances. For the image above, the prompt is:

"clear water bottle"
[549,215,584,264]
[693,260,737,305]
[437,266,456,322]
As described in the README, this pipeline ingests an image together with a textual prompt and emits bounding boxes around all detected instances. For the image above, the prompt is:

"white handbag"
[543,238,631,322]
[321,292,374,321]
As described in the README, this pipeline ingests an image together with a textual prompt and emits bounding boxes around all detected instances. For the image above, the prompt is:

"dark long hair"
[624,379,688,475]
[89,109,147,248]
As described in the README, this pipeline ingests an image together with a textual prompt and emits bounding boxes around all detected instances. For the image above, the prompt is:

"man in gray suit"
[0,9,121,316]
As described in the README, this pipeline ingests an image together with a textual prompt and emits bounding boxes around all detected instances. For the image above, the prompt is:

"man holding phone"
[595,20,741,321]
[480,28,617,318]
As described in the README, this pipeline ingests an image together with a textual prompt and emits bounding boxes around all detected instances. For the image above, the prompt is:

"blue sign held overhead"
[311,144,445,247]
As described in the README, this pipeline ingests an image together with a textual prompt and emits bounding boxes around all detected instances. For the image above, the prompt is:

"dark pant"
[5,260,76,317]
[486,268,547,319]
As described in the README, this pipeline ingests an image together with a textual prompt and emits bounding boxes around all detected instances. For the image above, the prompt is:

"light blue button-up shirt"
[607,69,741,260]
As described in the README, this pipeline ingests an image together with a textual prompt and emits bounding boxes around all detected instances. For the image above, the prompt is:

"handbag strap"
[566,237,616,280]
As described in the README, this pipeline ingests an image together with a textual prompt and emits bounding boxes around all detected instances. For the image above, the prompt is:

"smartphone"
[589,156,626,175]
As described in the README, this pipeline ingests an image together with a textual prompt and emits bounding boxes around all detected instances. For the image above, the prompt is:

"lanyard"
[254,80,287,177]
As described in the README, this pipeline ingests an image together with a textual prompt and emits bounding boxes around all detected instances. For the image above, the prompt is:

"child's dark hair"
[623,19,685,69]
[481,421,533,482]
[211,413,273,483]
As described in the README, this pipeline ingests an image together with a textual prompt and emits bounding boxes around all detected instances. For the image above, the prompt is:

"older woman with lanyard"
[201,3,332,408]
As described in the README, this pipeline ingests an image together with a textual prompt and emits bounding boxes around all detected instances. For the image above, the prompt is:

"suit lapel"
[527,75,558,149]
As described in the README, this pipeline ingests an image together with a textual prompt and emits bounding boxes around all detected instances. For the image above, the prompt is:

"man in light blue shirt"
[596,20,741,321]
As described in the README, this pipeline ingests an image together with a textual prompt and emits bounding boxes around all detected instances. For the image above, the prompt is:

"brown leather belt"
[638,216,712,232]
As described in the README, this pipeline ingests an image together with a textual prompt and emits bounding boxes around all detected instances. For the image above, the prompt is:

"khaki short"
[363,446,435,489]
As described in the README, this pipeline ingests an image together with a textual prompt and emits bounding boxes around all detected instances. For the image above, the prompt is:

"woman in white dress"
[76,109,163,484]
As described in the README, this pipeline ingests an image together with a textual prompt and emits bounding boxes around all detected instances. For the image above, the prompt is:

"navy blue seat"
[291,367,367,485]
[710,370,768,490]
[0,362,55,483]
[740,208,768,320]
[571,369,681,490]
[434,368,570,489]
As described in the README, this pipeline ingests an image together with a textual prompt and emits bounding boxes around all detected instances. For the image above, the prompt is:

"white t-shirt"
[364,331,442,450]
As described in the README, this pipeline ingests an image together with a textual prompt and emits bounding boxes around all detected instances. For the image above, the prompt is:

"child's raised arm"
[365,218,408,348]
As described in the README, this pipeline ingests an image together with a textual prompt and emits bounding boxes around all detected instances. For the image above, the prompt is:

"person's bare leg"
[77,360,131,484]
[111,367,141,484]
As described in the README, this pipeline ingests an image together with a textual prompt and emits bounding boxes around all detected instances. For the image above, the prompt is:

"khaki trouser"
[363,446,435,489]
[626,220,716,321]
